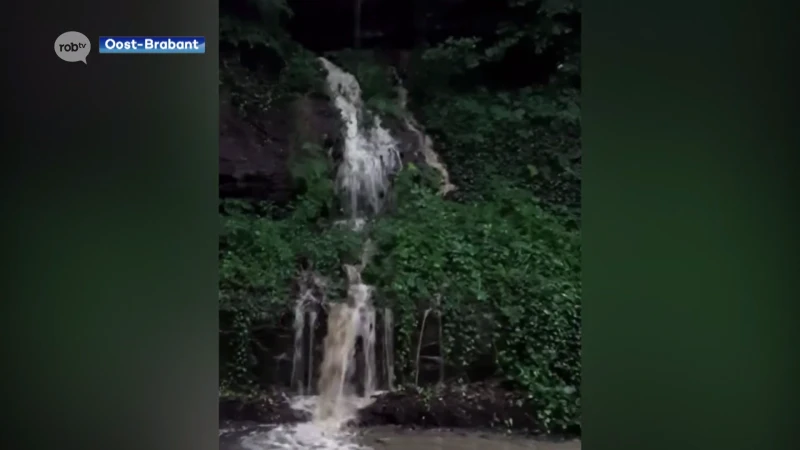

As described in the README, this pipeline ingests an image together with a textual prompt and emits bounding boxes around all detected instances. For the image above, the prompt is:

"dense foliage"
[328,10,581,214]
[221,164,581,431]
[368,168,581,430]
[219,0,581,433]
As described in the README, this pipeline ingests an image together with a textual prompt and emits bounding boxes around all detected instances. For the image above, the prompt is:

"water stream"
[225,58,578,450]
[254,58,401,449]
[320,57,401,222]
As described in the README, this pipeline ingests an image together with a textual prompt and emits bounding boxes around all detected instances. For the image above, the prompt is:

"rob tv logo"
[54,31,91,64]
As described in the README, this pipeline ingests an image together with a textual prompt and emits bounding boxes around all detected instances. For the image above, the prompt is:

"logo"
[55,31,91,64]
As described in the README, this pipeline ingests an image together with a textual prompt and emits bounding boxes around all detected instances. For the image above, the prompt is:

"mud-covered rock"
[220,381,546,435]
[220,387,310,425]
[355,382,540,432]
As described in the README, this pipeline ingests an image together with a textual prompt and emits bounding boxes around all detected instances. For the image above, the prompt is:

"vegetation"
[219,0,581,434]
[219,3,325,115]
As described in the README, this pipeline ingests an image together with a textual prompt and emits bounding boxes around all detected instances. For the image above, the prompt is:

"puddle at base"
[220,421,581,450]
[360,427,580,450]
[220,419,365,450]
[219,394,377,450]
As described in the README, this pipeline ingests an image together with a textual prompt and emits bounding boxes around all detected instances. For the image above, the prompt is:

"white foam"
[245,59,404,450]
[241,422,369,450]
[319,57,401,220]
[233,395,380,450]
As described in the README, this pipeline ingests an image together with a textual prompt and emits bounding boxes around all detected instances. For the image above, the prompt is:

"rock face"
[219,53,431,205]
[219,88,342,205]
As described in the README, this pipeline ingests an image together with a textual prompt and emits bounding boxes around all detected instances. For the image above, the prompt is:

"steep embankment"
[219,0,581,437]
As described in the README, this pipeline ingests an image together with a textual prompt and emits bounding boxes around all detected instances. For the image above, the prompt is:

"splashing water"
[291,271,328,394]
[246,60,405,450]
[319,57,401,221]
[257,269,383,450]
[315,264,378,422]
[241,422,369,450]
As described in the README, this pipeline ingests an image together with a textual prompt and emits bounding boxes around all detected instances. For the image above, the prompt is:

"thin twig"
[437,309,445,385]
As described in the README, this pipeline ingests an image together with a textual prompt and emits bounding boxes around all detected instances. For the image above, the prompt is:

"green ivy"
[220,10,326,118]
[219,197,363,385]
[218,0,582,433]
[366,167,581,431]
[220,164,580,432]
[413,86,580,210]
[396,0,581,213]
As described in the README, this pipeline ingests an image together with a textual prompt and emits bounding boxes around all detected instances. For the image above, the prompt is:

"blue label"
[98,36,206,54]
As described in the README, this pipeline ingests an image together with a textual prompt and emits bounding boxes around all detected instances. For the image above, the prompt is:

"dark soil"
[220,386,308,425]
[220,381,560,436]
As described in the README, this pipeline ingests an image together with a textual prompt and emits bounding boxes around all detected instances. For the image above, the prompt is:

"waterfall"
[319,57,402,223]
[273,58,412,447]
[290,301,306,395]
[306,310,317,393]
[311,58,399,421]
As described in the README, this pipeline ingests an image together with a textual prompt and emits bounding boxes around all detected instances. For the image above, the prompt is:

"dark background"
[2,1,798,450]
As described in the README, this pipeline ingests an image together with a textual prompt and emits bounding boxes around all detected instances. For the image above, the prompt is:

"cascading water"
[319,57,402,224]
[307,310,317,393]
[290,301,305,394]
[223,56,581,450]
[262,58,404,449]
[307,58,400,422]
[315,264,378,423]
[290,270,327,395]
[266,262,382,450]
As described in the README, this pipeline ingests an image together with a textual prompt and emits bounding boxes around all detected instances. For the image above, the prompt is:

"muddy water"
[220,422,580,450]
[361,427,580,450]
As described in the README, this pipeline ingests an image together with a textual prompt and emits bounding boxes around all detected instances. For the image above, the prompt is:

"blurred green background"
[3,1,798,450]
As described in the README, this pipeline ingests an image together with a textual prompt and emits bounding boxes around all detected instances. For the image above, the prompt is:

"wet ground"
[220,381,580,449]
[361,427,580,450]
[220,381,570,435]
[220,422,581,450]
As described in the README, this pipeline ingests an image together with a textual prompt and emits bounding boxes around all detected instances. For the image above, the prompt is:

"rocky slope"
[219,50,435,206]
